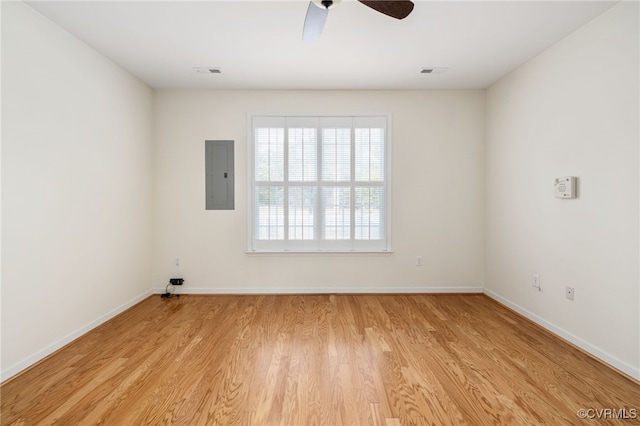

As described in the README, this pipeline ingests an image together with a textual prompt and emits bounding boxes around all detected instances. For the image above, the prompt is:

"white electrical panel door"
[554,176,576,199]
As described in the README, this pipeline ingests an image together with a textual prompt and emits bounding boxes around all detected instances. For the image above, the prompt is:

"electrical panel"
[205,140,235,210]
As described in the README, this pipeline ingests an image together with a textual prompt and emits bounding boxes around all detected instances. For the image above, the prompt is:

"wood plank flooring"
[1,294,638,425]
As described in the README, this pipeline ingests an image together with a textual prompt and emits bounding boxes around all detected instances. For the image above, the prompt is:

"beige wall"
[1,2,154,378]
[485,1,639,378]
[153,90,486,293]
[3,0,638,382]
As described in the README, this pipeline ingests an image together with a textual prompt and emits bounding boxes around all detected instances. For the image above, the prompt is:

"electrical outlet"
[416,256,424,266]
[566,286,574,301]
[532,273,540,290]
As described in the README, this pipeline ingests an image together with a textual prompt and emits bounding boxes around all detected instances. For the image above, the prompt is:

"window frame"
[247,113,392,253]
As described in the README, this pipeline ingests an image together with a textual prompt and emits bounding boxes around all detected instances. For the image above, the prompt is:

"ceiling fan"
[303,0,415,42]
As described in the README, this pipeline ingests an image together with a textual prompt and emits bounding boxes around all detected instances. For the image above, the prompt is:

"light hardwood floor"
[1,294,638,425]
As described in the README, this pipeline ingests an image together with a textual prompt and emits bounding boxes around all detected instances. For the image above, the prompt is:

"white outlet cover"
[532,273,540,287]
[566,286,575,300]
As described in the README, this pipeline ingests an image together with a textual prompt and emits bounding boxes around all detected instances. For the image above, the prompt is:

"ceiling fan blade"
[357,0,414,20]
[303,2,329,41]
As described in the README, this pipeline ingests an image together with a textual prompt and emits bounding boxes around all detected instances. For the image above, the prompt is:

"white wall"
[153,90,485,293]
[485,1,639,379]
[1,2,154,379]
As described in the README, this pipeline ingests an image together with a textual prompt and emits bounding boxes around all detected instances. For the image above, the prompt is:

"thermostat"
[554,176,576,199]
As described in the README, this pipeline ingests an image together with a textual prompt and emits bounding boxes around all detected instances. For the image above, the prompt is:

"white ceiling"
[26,0,617,90]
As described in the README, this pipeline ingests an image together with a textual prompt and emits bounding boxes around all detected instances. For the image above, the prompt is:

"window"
[249,115,391,252]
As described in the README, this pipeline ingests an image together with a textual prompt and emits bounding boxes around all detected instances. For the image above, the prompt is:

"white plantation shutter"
[353,117,386,242]
[250,114,390,252]
[253,117,285,245]
[288,127,317,182]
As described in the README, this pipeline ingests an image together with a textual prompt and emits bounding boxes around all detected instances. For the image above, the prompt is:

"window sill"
[245,250,394,256]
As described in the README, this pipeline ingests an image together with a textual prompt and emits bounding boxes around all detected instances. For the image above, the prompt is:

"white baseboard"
[483,288,640,381]
[153,286,484,295]
[1,290,152,382]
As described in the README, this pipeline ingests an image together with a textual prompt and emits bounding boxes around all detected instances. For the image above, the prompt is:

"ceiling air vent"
[194,67,221,74]
[421,67,448,74]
